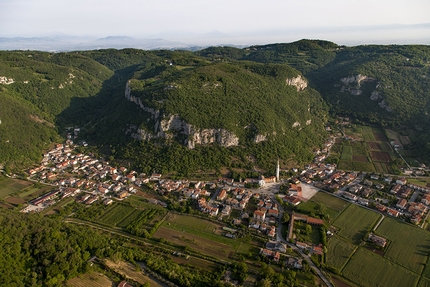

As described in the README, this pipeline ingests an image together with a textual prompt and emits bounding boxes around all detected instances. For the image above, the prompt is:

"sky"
[1,0,430,46]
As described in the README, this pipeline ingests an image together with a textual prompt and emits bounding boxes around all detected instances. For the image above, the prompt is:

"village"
[20,122,430,273]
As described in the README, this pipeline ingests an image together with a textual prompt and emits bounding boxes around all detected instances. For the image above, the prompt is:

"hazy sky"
[1,0,429,44]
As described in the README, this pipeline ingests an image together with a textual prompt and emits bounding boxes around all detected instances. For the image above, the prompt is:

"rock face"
[286,75,307,91]
[338,74,392,112]
[340,74,372,86]
[125,81,240,148]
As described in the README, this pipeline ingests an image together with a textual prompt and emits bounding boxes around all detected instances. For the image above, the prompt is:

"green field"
[117,209,145,228]
[163,213,225,236]
[340,145,353,161]
[311,192,349,211]
[376,217,430,275]
[338,160,376,172]
[418,277,430,287]
[361,126,376,141]
[342,248,420,287]
[333,204,381,244]
[155,213,261,260]
[97,204,136,226]
[373,162,392,174]
[327,235,357,271]
[0,177,32,199]
[351,141,368,156]
[125,195,166,210]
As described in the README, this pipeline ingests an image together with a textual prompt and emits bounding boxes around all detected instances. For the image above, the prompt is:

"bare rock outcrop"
[286,75,307,91]
[125,81,240,148]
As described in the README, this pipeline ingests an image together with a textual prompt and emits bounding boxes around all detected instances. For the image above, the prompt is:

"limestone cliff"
[125,81,240,148]
[338,74,392,112]
[286,75,307,91]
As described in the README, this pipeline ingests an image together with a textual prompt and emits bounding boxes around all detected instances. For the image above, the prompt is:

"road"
[274,197,334,287]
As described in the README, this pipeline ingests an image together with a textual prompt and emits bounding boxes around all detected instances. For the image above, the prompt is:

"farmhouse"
[286,257,303,269]
[260,248,281,262]
[368,233,387,247]
[311,245,323,255]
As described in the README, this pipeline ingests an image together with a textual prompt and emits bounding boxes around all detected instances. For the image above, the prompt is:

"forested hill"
[0,51,113,170]
[1,41,430,174]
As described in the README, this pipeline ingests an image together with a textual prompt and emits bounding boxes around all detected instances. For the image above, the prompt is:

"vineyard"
[94,201,167,238]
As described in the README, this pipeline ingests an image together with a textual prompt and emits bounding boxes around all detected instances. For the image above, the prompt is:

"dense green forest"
[1,40,430,173]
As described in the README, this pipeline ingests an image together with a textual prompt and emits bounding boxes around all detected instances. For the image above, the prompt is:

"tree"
[305,224,312,235]
[282,213,290,223]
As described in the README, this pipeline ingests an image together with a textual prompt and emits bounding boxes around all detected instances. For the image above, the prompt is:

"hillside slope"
[0,51,113,170]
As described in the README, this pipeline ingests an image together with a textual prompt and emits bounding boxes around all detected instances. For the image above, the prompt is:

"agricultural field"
[361,126,376,141]
[333,204,381,244]
[340,145,353,161]
[327,235,357,271]
[351,141,368,156]
[0,176,32,199]
[342,248,420,287]
[418,277,430,287]
[125,195,166,210]
[154,213,261,260]
[311,192,349,211]
[67,271,115,287]
[170,254,218,272]
[97,204,136,226]
[330,124,405,173]
[96,202,167,237]
[5,196,25,205]
[352,155,368,162]
[297,192,349,222]
[154,225,236,260]
[370,151,392,162]
[373,162,393,174]
[375,217,430,275]
[338,160,375,172]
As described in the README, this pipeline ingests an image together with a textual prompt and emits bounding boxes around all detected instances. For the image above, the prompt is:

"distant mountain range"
[2,23,430,51]
[0,36,207,51]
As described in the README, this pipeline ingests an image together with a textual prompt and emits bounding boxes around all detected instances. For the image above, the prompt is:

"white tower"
[276,159,280,182]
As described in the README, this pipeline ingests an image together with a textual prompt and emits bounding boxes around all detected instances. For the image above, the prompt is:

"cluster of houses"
[25,143,163,212]
[249,196,279,237]
[313,139,335,163]
[259,241,304,270]
[197,187,254,217]
[338,174,430,224]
